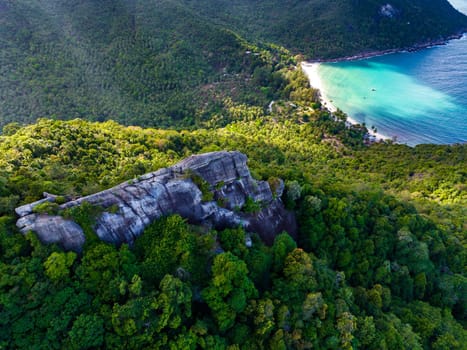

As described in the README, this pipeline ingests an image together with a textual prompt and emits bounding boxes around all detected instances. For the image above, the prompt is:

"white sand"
[301,61,390,142]
[301,62,337,113]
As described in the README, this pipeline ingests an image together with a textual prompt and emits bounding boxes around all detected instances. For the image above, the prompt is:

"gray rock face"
[15,151,296,251]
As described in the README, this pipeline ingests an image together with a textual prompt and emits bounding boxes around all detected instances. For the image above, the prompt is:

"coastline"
[300,62,389,143]
[300,62,336,113]
[309,32,466,63]
[301,31,467,144]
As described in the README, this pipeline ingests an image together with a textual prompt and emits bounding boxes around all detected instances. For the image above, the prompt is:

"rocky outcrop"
[16,151,296,251]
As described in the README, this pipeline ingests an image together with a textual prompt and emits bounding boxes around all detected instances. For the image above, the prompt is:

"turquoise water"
[316,2,467,145]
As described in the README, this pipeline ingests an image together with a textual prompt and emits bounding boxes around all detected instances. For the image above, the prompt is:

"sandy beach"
[301,61,389,142]
[301,62,337,113]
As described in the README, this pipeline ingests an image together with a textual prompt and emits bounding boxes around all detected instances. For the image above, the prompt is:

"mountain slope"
[0,0,283,128]
[1,0,466,129]
[185,0,467,58]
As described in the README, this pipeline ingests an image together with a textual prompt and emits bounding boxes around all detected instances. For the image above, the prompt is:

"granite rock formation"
[16,151,296,251]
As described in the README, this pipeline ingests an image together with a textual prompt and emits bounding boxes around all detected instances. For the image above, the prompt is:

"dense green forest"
[0,0,292,128]
[1,0,466,129]
[0,0,466,348]
[0,65,465,348]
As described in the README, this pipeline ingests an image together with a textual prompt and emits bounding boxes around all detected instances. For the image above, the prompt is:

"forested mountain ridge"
[1,0,466,129]
[184,0,467,58]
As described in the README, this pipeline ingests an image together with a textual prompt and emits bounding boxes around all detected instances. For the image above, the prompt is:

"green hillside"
[1,0,466,129]
[187,0,467,58]
[0,0,289,129]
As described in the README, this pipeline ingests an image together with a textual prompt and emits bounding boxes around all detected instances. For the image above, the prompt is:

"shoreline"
[301,31,467,143]
[309,32,466,63]
[301,62,389,142]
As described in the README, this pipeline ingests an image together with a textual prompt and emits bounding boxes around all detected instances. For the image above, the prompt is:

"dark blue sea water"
[311,1,467,146]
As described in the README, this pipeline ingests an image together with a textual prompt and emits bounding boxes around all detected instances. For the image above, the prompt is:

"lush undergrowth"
[0,66,465,348]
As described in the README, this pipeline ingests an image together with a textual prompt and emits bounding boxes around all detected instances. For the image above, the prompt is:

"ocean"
[305,0,467,146]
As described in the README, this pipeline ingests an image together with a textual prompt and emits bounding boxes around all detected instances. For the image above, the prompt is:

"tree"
[284,180,301,209]
[218,227,248,259]
[134,215,199,285]
[152,274,192,332]
[356,316,377,348]
[43,251,76,283]
[302,292,327,321]
[273,248,316,304]
[68,314,104,350]
[271,232,297,273]
[202,252,257,331]
[76,242,123,302]
[249,298,275,336]
[337,312,356,350]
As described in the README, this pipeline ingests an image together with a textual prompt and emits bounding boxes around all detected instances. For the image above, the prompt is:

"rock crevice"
[15,151,296,251]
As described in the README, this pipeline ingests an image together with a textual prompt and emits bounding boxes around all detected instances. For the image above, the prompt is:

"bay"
[304,0,467,146]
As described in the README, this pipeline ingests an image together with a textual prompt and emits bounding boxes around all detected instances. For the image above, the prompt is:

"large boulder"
[16,151,296,251]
